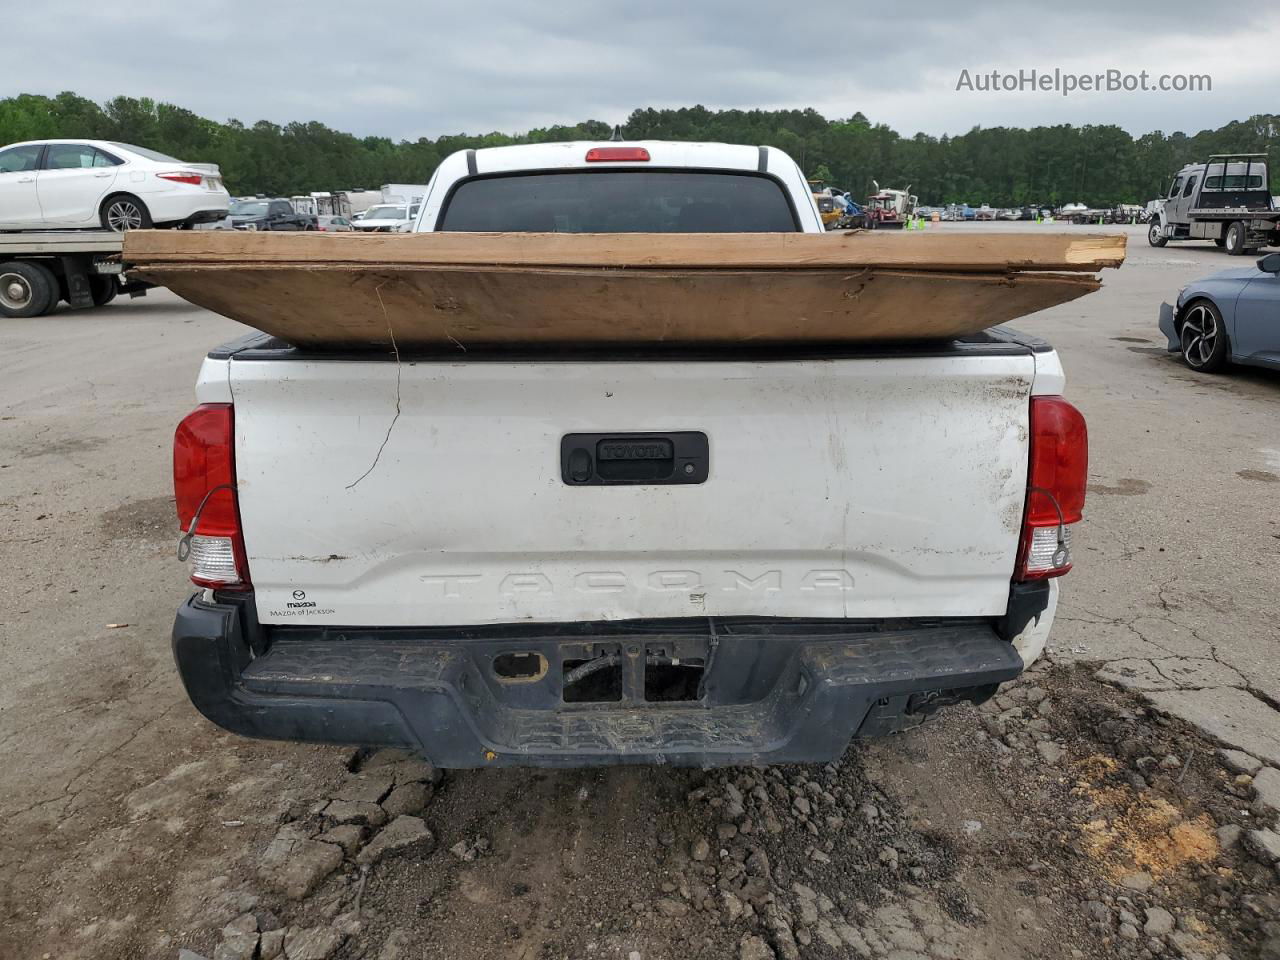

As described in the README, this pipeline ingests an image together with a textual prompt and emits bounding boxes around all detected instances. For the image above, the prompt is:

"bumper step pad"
[174,596,1022,767]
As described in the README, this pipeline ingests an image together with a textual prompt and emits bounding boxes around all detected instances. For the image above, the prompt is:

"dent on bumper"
[173,595,1031,768]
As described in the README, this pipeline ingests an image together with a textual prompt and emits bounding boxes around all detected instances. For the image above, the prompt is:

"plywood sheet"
[125,230,1124,349]
[134,262,1101,349]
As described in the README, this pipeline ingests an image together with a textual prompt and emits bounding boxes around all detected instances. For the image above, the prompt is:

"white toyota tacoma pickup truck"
[171,140,1086,767]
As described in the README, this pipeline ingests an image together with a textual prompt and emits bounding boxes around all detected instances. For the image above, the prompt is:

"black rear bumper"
[173,595,1024,767]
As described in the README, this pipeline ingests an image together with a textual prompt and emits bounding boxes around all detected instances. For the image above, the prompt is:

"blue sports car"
[1159,252,1280,372]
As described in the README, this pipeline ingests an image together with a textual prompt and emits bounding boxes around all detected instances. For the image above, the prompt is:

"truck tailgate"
[230,354,1033,626]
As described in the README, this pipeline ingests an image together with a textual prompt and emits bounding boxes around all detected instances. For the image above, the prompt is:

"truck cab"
[1163,165,1193,222]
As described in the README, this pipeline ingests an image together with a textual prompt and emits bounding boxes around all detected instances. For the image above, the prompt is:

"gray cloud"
[9,0,1277,140]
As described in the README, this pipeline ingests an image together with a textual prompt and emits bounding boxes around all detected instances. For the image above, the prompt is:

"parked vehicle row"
[203,200,364,232]
[839,202,1149,224]
[290,185,425,222]
[0,139,229,232]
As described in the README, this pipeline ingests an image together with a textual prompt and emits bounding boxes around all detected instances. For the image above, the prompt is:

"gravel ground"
[1,224,1277,960]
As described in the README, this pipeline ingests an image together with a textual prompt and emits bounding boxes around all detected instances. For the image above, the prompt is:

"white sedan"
[0,139,230,231]
[352,202,420,232]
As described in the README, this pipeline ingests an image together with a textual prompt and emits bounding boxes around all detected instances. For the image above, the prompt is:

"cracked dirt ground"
[1012,230,1280,768]
[1,223,1278,959]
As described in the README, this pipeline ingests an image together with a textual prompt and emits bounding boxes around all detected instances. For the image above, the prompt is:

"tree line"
[2,92,1277,207]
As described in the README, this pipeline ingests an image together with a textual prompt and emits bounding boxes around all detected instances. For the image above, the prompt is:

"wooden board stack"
[124,230,1127,350]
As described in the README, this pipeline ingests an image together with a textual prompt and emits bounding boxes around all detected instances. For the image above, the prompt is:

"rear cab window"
[438,171,800,232]
[1204,173,1266,189]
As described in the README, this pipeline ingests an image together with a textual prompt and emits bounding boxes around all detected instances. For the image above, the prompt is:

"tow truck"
[0,231,152,318]
[1148,153,1280,255]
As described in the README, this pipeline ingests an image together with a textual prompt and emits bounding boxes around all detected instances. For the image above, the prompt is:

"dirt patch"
[100,495,177,542]
[1238,469,1279,483]
[1078,791,1219,879]
[17,435,108,460]
[1087,478,1152,496]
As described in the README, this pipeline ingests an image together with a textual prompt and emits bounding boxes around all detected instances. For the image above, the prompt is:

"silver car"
[316,215,354,232]
[1158,252,1280,372]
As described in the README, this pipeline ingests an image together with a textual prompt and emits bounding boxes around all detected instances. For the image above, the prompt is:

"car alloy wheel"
[105,199,145,231]
[1179,303,1220,368]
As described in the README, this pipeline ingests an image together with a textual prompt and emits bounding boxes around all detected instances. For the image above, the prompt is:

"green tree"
[2,93,1276,202]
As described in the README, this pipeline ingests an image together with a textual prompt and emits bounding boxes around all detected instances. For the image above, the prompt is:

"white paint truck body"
[171,141,1083,767]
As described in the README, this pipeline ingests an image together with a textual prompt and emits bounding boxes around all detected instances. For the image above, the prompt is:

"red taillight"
[1015,396,1087,580]
[585,147,650,162]
[157,172,204,185]
[174,403,248,588]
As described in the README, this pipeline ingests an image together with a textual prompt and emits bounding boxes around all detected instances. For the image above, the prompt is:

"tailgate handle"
[561,432,708,485]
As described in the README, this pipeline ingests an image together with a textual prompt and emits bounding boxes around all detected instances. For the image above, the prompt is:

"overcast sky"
[11,1,1279,141]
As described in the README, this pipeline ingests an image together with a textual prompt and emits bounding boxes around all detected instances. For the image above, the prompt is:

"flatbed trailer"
[1063,207,1145,225]
[0,230,155,318]
[1149,153,1280,255]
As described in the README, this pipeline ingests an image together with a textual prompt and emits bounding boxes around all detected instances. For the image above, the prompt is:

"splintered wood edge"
[1063,234,1128,266]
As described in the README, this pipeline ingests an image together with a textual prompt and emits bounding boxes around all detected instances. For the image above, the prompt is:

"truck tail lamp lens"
[174,403,249,589]
[157,172,204,185]
[1016,396,1087,580]
[585,147,650,162]
[184,535,240,584]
